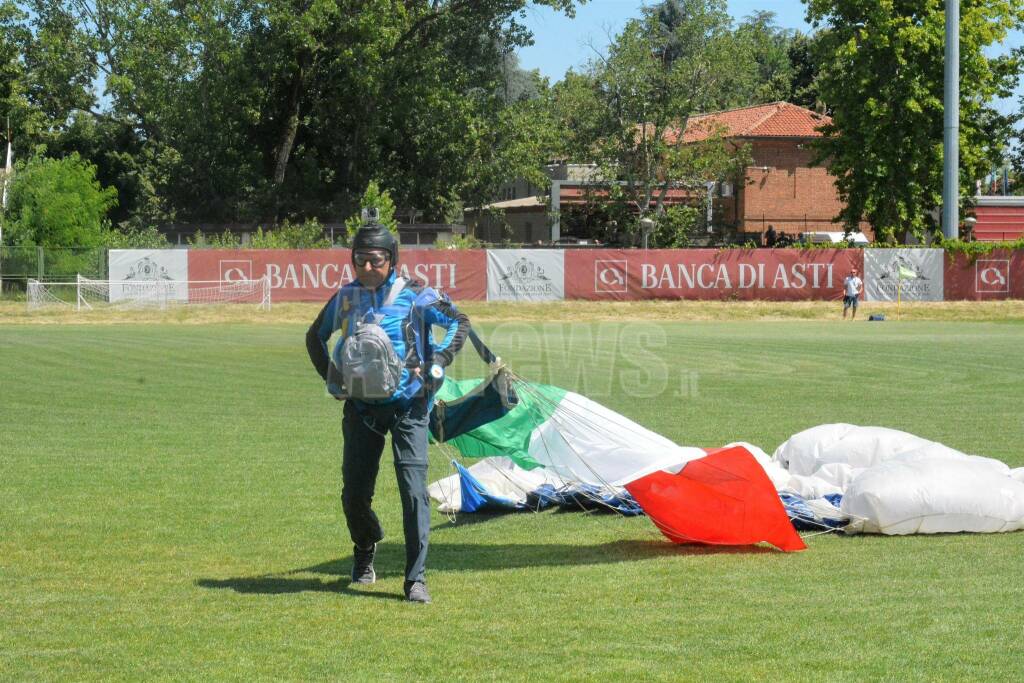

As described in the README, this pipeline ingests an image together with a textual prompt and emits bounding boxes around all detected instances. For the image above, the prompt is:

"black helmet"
[351,224,398,267]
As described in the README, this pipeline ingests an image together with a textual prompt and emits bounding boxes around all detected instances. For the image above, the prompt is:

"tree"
[345,180,398,240]
[4,0,584,229]
[786,31,826,112]
[4,153,117,248]
[731,11,798,105]
[806,0,1023,242]
[548,0,755,245]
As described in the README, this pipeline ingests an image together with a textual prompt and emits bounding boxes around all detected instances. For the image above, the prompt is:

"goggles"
[354,250,389,267]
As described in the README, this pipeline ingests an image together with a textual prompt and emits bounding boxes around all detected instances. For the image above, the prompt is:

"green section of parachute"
[433,377,567,468]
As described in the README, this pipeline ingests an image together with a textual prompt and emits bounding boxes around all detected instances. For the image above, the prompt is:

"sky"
[516,0,1022,115]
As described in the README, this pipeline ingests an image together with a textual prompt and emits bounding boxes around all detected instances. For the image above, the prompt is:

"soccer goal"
[27,275,272,311]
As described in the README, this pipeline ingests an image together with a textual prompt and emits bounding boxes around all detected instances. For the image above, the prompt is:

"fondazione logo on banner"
[124,257,173,282]
[498,257,555,296]
[975,259,1010,293]
[874,255,936,298]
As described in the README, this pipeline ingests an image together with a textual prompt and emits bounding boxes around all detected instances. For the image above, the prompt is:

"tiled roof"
[669,102,830,143]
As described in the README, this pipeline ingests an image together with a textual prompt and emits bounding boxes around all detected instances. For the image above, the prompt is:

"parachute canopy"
[431,376,805,552]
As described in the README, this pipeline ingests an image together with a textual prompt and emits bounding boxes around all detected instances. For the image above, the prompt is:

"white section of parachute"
[525,390,706,487]
[771,424,1024,535]
[427,457,569,513]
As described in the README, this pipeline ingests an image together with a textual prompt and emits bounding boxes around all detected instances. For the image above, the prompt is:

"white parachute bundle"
[772,424,1024,535]
[841,453,1024,535]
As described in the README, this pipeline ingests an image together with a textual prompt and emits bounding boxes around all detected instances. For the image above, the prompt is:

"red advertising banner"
[565,249,863,301]
[944,250,1024,300]
[187,249,487,302]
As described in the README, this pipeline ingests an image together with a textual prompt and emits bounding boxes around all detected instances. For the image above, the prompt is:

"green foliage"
[2,0,584,228]
[731,10,799,104]
[461,77,559,226]
[806,0,1024,242]
[344,181,398,240]
[651,205,700,247]
[185,219,332,249]
[249,219,331,249]
[186,230,241,249]
[4,153,118,248]
[786,31,825,111]
[937,236,1024,261]
[102,224,171,249]
[446,233,484,250]
[549,1,757,244]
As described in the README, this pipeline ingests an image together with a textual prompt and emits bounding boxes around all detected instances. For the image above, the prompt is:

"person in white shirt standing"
[842,267,863,319]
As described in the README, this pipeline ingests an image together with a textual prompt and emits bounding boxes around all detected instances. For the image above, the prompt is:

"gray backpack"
[339,278,407,400]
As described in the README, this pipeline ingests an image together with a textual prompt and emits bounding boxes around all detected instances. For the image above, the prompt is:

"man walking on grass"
[306,214,469,603]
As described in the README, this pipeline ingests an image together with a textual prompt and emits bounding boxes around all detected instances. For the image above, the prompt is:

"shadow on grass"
[195,575,406,601]
[196,539,773,597]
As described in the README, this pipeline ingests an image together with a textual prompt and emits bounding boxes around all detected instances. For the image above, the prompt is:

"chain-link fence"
[0,246,107,294]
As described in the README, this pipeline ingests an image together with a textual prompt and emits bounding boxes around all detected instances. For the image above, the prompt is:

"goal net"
[27,275,272,311]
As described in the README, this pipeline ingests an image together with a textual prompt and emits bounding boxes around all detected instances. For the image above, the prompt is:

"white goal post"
[27,275,272,311]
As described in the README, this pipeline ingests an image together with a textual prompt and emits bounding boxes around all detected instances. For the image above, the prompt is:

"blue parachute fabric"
[780,492,847,531]
[429,373,518,443]
[823,493,843,508]
[455,461,525,513]
[534,483,645,516]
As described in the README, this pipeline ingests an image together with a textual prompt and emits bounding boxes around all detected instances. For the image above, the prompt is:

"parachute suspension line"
[432,445,461,524]
[503,367,683,457]
[502,383,624,517]
[799,527,842,540]
[506,374,662,492]
[506,372,784,547]
[508,380,625,496]
[431,434,546,517]
[504,377,662,524]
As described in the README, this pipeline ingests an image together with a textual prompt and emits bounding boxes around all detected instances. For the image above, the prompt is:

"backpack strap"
[383,277,407,306]
[372,277,408,323]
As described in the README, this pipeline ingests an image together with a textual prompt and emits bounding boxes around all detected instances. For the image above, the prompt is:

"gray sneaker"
[351,543,376,585]
[404,580,431,604]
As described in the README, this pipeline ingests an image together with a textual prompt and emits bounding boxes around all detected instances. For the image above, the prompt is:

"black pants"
[341,397,431,583]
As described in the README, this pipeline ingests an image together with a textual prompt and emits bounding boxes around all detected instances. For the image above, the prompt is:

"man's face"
[850,269,859,278]
[354,249,391,289]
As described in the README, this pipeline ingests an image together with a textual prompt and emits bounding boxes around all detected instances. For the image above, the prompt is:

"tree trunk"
[272,58,306,187]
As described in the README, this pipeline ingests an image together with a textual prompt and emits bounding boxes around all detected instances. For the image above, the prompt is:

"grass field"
[2,307,1023,681]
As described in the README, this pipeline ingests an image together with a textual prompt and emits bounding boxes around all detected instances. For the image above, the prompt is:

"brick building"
[969,196,1024,242]
[670,101,869,242]
[469,101,868,244]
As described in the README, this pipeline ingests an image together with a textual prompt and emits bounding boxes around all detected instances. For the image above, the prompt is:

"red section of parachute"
[625,445,806,552]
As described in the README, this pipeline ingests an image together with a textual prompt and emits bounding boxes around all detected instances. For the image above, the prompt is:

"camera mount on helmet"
[351,219,398,268]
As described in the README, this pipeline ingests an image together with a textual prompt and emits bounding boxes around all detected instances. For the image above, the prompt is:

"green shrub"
[447,233,483,249]
[249,219,331,249]
[651,206,699,248]
[3,154,118,248]
[186,230,241,248]
[103,224,171,248]
[344,180,399,241]
[938,236,1024,262]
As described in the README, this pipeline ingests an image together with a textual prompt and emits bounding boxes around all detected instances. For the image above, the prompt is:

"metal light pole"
[639,217,655,250]
[942,0,960,239]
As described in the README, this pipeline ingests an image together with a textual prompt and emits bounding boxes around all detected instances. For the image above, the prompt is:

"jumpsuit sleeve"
[424,295,470,368]
[306,294,338,381]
